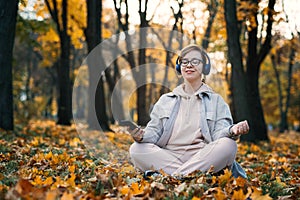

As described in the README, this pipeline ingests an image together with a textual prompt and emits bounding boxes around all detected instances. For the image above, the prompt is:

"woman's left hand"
[230,120,249,136]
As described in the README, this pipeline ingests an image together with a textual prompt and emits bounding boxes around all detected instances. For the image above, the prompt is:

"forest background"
[1,0,300,139]
[0,0,300,199]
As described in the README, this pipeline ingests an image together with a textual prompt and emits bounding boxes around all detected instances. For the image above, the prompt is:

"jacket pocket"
[206,111,215,132]
[159,111,171,126]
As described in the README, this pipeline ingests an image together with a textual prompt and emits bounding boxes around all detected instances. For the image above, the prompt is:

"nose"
[186,62,193,67]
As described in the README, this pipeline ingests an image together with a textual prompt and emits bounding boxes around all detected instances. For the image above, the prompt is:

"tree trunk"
[202,0,218,50]
[281,47,296,132]
[56,0,71,125]
[246,62,268,141]
[0,0,19,130]
[160,1,183,96]
[137,9,150,125]
[45,0,72,125]
[111,35,125,121]
[224,0,250,121]
[113,0,151,125]
[57,32,71,125]
[224,0,270,142]
[105,67,125,123]
[85,0,110,130]
[271,55,285,131]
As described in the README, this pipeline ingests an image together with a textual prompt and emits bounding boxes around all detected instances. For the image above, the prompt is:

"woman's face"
[181,50,203,83]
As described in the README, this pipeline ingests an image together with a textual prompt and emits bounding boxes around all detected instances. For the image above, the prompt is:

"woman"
[129,44,249,178]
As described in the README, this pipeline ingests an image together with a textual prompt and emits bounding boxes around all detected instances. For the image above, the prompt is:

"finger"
[239,127,244,134]
[131,128,140,136]
[243,120,249,128]
[132,128,143,138]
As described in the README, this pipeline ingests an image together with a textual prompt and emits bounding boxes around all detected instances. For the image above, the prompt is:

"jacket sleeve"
[141,103,163,143]
[210,95,239,141]
[141,94,174,144]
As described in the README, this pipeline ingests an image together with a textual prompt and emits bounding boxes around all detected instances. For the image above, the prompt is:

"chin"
[183,74,201,80]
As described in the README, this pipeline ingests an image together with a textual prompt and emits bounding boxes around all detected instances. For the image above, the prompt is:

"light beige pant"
[129,137,237,176]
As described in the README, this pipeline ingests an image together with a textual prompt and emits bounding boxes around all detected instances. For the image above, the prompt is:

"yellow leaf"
[211,175,217,185]
[213,188,226,200]
[45,151,53,160]
[51,176,65,189]
[51,155,59,165]
[103,29,112,39]
[59,138,66,145]
[69,165,76,173]
[192,197,201,200]
[67,173,76,187]
[131,182,144,195]
[122,165,135,174]
[31,137,40,146]
[120,185,130,195]
[276,176,286,187]
[250,144,261,152]
[218,168,232,184]
[32,176,43,186]
[70,137,81,147]
[278,157,287,163]
[43,177,53,186]
[250,187,272,200]
[232,189,246,200]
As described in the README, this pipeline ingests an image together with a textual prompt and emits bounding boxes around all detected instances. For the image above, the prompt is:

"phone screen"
[119,120,138,130]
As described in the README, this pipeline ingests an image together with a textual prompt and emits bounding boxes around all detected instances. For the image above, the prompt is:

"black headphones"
[175,51,211,75]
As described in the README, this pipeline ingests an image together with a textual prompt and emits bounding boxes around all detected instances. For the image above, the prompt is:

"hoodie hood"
[172,83,215,98]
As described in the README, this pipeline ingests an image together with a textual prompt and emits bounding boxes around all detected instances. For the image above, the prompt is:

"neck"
[183,80,203,94]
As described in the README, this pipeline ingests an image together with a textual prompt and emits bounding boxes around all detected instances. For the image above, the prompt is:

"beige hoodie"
[166,84,206,152]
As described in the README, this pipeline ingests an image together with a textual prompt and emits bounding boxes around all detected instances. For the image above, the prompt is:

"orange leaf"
[43,177,54,186]
[235,176,247,187]
[120,185,130,195]
[15,179,34,195]
[213,188,227,200]
[45,190,59,200]
[61,192,74,200]
[232,189,246,200]
[45,151,53,160]
[69,165,76,173]
[32,176,43,186]
[131,182,144,195]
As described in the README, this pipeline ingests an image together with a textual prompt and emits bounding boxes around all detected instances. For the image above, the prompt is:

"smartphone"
[119,120,139,130]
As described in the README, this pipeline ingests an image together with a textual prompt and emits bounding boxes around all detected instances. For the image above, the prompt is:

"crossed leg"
[129,137,237,176]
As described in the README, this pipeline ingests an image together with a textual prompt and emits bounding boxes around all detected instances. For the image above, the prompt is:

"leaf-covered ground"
[0,120,299,199]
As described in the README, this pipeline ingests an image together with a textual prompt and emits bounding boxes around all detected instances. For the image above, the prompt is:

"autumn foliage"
[0,120,299,199]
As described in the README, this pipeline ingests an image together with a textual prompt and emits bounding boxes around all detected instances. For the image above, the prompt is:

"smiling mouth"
[185,70,195,73]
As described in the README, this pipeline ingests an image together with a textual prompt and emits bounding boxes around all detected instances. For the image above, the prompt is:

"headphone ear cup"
[202,51,211,75]
[175,57,181,74]
[176,63,181,74]
[202,63,210,75]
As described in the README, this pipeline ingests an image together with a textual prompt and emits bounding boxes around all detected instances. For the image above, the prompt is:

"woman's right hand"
[129,127,144,142]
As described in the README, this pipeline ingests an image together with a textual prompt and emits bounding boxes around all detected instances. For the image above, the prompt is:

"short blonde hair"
[179,44,207,64]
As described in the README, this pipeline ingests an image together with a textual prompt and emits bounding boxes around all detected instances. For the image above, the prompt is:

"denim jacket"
[141,84,247,178]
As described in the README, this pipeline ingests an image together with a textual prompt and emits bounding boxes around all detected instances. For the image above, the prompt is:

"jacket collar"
[166,83,213,99]
[195,83,213,99]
